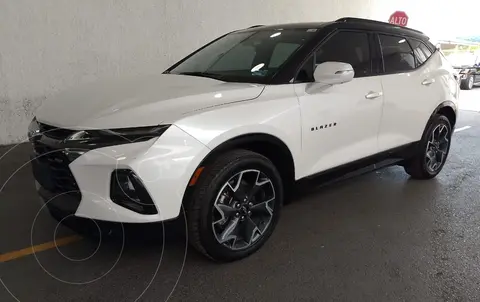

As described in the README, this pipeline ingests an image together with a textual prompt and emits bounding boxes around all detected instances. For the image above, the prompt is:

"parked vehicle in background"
[28,17,459,262]
[455,56,480,90]
[438,40,480,90]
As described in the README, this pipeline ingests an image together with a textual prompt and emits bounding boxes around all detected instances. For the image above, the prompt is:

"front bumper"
[32,125,210,223]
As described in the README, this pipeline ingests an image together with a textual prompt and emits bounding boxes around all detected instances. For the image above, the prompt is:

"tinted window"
[295,55,315,82]
[209,45,256,71]
[409,39,433,67]
[315,31,371,77]
[420,42,433,58]
[269,42,301,68]
[379,35,416,73]
[169,29,317,83]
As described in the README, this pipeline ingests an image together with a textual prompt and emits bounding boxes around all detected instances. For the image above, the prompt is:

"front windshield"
[168,28,318,83]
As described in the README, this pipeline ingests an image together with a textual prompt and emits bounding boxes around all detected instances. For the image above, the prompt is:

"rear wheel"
[460,75,474,90]
[186,149,283,262]
[404,114,452,179]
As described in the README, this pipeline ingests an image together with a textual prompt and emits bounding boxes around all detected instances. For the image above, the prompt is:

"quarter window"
[420,43,433,57]
[409,39,433,67]
[379,35,416,73]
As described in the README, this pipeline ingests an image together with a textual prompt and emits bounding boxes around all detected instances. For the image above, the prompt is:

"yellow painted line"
[0,235,83,263]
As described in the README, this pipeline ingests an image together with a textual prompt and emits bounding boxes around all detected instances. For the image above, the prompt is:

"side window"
[315,31,371,77]
[269,43,301,68]
[408,39,433,67]
[295,55,315,83]
[379,35,416,73]
[419,42,433,57]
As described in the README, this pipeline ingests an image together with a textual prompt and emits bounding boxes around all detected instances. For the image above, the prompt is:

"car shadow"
[60,162,408,260]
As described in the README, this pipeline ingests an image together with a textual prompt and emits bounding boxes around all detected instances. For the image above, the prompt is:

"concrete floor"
[1,88,480,301]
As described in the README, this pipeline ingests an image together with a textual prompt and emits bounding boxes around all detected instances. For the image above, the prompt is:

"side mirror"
[313,62,354,85]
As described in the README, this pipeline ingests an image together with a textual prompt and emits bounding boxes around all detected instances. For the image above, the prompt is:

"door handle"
[422,78,435,85]
[365,91,383,99]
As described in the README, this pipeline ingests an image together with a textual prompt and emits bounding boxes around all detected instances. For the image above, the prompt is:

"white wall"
[0,0,475,144]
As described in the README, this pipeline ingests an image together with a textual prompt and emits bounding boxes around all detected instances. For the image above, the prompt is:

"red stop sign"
[389,11,409,27]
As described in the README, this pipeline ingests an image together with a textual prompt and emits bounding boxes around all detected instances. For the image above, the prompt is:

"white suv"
[28,17,459,262]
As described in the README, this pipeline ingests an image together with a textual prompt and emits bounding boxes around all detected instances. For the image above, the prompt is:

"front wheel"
[186,149,283,262]
[404,114,452,179]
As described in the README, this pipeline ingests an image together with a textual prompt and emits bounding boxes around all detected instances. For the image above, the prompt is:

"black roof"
[241,22,328,31]
[335,17,426,37]
[240,17,428,40]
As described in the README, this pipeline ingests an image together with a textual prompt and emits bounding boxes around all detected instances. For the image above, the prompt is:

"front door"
[294,30,384,178]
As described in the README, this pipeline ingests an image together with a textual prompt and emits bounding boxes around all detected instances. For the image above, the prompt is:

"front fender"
[174,88,303,178]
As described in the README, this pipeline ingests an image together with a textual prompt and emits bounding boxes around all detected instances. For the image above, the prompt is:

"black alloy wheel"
[211,169,276,251]
[424,123,450,174]
[404,114,452,179]
[187,149,283,262]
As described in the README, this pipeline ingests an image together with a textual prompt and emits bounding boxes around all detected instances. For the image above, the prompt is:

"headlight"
[27,117,41,141]
[65,124,171,143]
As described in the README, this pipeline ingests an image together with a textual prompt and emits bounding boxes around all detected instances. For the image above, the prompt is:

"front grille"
[32,141,81,196]
[38,122,76,141]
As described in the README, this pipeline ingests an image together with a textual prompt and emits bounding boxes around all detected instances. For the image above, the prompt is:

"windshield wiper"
[177,71,224,81]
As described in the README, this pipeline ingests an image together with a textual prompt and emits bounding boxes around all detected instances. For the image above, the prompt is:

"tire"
[460,75,474,90]
[186,149,283,262]
[404,114,452,179]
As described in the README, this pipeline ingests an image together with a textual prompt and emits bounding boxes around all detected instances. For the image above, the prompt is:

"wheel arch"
[419,101,457,142]
[182,132,297,206]
[432,101,457,128]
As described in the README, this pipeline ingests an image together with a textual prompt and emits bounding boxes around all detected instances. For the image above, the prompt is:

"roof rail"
[248,25,264,28]
[335,17,424,35]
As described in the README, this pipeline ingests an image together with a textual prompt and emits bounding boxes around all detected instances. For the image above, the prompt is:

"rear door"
[376,34,441,152]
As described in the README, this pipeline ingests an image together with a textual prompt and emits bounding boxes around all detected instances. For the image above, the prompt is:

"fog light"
[110,169,158,214]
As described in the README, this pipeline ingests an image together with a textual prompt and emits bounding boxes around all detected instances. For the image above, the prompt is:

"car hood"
[35,74,264,129]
